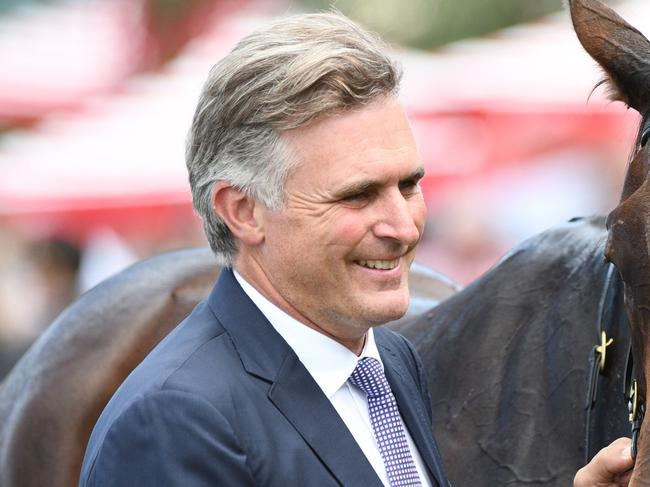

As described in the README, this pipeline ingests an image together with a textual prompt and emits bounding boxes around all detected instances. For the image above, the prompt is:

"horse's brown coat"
[571,0,650,484]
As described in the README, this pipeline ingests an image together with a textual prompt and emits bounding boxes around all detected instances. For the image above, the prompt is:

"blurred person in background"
[29,238,81,324]
[0,234,81,378]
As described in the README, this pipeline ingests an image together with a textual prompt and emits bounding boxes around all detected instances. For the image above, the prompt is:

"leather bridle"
[585,262,618,462]
[584,260,644,460]
[624,339,645,458]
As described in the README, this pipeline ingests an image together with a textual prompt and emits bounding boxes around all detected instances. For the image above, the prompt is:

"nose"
[372,189,424,246]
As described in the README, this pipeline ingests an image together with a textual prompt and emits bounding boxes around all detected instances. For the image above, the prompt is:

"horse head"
[570,0,650,479]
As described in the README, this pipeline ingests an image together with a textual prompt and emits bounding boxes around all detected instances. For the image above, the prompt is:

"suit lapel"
[269,352,384,487]
[209,270,383,487]
[379,340,447,487]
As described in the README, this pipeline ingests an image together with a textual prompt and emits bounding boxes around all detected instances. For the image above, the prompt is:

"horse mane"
[589,77,627,106]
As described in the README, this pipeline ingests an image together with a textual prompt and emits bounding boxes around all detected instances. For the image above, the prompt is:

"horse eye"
[642,128,650,148]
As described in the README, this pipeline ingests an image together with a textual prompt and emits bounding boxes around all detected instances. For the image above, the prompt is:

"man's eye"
[342,192,368,202]
[340,192,371,206]
[399,180,420,195]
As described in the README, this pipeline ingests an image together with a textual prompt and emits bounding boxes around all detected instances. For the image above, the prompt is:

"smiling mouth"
[356,259,399,270]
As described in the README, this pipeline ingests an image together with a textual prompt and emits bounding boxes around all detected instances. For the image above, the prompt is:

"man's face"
[245,96,426,348]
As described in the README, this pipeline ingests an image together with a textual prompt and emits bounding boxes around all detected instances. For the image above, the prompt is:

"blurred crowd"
[0,222,206,377]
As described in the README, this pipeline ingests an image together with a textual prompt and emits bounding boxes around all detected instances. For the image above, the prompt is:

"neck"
[233,261,368,354]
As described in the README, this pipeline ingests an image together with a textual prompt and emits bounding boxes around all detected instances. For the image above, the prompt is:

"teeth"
[357,259,399,270]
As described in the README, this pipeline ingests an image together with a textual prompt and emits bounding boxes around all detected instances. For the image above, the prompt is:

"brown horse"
[406,0,650,484]
[0,249,457,487]
[574,0,650,482]
[572,0,650,483]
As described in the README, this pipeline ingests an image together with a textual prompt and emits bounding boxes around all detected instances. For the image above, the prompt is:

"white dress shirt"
[234,271,432,487]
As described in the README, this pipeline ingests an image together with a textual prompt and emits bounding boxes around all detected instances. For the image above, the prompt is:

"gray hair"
[185,11,402,266]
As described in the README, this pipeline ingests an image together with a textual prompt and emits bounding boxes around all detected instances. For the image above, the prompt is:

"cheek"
[331,216,370,245]
[410,196,428,233]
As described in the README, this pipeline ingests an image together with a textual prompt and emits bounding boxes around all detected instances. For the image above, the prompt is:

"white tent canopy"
[0,0,149,123]
[0,0,645,233]
[400,0,647,109]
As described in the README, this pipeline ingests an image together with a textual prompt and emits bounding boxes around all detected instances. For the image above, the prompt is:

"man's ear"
[211,181,265,245]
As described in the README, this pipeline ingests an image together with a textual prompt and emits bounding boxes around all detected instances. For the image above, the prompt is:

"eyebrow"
[333,166,425,199]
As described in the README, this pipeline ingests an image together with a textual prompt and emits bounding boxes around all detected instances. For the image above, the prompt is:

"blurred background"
[0,0,639,375]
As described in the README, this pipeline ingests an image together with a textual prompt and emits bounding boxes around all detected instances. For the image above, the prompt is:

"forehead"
[281,97,421,184]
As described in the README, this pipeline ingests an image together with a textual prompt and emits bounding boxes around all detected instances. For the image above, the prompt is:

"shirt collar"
[233,270,383,398]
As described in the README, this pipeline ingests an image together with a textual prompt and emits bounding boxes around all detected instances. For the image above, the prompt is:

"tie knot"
[349,357,391,398]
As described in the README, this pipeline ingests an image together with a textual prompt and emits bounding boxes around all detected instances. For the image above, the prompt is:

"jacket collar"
[207,269,384,487]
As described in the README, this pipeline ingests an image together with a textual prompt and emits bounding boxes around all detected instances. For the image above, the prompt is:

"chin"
[365,300,410,326]
[364,312,408,328]
[347,288,410,325]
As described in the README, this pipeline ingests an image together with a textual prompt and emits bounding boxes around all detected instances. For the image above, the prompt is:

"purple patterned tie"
[349,357,423,487]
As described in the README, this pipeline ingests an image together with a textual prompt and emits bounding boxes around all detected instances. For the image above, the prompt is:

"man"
[81,13,446,487]
[79,11,630,487]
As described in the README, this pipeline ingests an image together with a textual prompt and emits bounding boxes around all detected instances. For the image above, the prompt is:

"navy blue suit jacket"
[79,269,449,486]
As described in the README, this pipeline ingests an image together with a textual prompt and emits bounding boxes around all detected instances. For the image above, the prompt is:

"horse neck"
[630,343,650,484]
[632,421,650,484]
